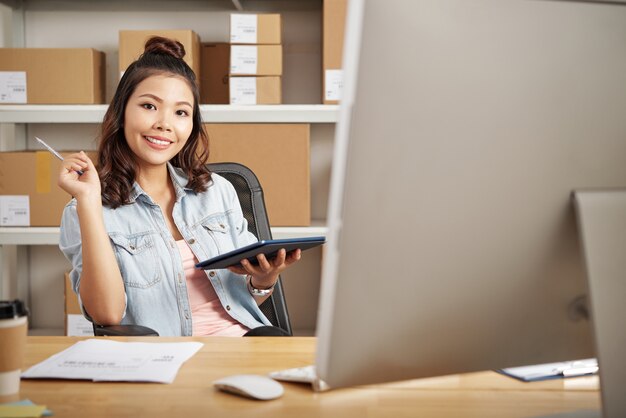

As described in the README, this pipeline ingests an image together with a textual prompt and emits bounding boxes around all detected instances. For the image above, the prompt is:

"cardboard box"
[118,30,201,79]
[0,48,105,104]
[323,0,348,104]
[0,151,96,227]
[64,272,93,336]
[205,124,310,226]
[229,76,281,104]
[200,43,230,104]
[230,14,282,45]
[230,45,282,76]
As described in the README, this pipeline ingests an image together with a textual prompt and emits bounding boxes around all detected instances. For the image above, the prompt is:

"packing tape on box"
[36,151,52,194]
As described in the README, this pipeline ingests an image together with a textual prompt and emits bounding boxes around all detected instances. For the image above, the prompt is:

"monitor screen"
[316,0,626,393]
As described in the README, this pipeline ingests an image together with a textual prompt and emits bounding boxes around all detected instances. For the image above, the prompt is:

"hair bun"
[144,36,186,60]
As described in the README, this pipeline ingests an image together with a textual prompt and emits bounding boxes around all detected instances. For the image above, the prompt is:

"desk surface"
[8,336,601,418]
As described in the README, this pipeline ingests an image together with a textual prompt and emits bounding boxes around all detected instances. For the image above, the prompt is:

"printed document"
[21,339,203,384]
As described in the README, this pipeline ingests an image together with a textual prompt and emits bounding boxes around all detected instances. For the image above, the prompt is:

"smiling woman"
[56,36,301,337]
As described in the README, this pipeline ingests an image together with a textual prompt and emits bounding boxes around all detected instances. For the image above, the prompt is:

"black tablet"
[195,236,326,270]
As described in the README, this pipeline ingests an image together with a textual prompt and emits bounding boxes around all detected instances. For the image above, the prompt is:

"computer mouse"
[213,374,284,400]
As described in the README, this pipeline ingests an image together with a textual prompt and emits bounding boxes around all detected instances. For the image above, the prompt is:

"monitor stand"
[562,190,626,418]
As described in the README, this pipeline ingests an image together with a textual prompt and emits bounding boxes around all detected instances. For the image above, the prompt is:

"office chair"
[92,162,293,337]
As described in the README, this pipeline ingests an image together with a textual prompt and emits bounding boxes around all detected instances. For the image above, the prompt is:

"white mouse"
[213,374,284,400]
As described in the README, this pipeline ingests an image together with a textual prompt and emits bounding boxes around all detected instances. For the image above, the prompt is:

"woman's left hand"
[227,248,301,289]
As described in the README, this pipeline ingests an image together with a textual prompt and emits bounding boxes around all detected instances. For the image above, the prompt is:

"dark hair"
[98,36,210,208]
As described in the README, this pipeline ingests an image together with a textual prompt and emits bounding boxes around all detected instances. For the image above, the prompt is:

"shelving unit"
[0,104,336,246]
[0,0,333,335]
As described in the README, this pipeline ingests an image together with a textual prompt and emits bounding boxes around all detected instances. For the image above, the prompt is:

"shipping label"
[0,71,27,103]
[230,46,258,75]
[67,314,96,336]
[0,195,30,226]
[325,69,344,101]
[230,77,257,105]
[230,14,258,44]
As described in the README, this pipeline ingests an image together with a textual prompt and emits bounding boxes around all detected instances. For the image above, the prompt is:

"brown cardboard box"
[200,43,230,104]
[205,124,310,226]
[229,76,281,104]
[230,45,282,76]
[0,48,105,104]
[118,30,201,79]
[323,0,348,104]
[230,14,282,45]
[0,151,97,227]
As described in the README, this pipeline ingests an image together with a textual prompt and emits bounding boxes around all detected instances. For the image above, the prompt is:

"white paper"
[325,69,344,101]
[230,77,257,105]
[21,339,203,384]
[0,195,30,226]
[230,45,258,75]
[0,71,27,103]
[230,14,258,44]
[66,314,94,337]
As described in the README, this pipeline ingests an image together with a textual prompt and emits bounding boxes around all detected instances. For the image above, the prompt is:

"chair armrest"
[93,324,159,336]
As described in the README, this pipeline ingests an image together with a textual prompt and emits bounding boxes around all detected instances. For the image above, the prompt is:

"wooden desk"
[9,336,601,418]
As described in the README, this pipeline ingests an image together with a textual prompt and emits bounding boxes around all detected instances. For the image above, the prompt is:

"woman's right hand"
[57,151,101,203]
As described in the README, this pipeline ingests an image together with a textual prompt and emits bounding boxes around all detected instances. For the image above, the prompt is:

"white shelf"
[0,222,327,245]
[0,227,62,245]
[272,221,328,239]
[0,105,339,124]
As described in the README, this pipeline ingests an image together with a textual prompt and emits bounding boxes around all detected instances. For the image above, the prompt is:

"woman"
[59,36,300,336]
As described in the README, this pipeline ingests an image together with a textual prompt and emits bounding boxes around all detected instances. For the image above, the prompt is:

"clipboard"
[195,236,326,270]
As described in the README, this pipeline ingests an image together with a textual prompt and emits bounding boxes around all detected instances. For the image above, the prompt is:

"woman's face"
[123,74,194,171]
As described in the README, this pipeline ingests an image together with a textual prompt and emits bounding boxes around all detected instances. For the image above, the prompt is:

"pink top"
[176,240,248,337]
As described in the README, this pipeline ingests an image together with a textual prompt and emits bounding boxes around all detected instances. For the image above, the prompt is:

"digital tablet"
[195,236,326,270]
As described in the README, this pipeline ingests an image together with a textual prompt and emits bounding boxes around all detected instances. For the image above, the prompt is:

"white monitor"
[315,1,626,417]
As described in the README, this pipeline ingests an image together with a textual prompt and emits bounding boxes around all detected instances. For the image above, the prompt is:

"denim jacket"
[59,163,271,336]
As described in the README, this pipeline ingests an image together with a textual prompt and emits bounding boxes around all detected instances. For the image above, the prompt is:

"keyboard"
[269,365,330,392]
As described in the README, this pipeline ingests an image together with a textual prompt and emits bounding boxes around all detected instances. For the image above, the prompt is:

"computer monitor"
[315,1,626,416]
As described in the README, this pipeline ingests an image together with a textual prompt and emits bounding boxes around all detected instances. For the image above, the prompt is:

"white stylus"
[35,136,84,175]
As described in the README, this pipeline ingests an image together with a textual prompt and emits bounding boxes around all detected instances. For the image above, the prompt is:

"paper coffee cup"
[0,300,29,396]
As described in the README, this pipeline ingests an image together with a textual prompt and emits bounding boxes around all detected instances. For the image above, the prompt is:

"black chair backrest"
[208,162,292,336]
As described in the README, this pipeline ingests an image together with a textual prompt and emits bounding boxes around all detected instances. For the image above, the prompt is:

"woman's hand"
[227,248,302,289]
[57,151,101,203]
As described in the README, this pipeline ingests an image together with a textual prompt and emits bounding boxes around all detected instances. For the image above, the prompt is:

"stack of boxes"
[228,14,282,105]
[0,45,101,226]
[200,14,282,104]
